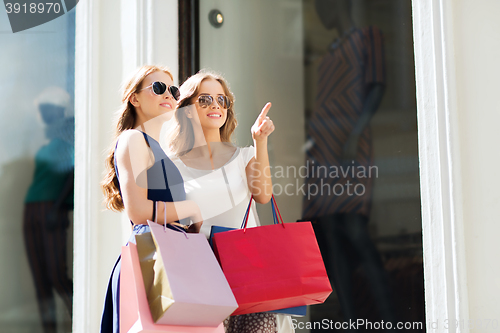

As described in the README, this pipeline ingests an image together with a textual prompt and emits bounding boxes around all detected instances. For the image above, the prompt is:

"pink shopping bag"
[120,243,226,333]
[146,221,237,326]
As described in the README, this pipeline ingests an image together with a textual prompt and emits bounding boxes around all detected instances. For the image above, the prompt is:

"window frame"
[412,0,469,328]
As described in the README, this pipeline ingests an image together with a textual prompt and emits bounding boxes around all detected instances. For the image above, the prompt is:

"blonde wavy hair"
[168,71,237,156]
[101,65,174,211]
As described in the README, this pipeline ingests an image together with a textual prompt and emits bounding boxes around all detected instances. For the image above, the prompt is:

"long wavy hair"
[101,65,174,211]
[168,71,237,156]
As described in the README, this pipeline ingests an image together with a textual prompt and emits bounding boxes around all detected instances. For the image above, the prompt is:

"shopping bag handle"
[271,195,284,225]
[154,201,188,237]
[241,194,285,232]
[240,197,253,229]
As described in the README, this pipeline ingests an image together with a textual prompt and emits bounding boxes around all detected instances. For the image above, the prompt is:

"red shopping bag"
[120,243,225,333]
[212,195,332,316]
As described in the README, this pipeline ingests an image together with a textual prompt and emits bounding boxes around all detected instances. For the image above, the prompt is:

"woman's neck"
[192,126,220,147]
[135,112,173,142]
[189,127,222,170]
[203,127,221,145]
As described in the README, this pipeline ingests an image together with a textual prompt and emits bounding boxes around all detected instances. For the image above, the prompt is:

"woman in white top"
[172,143,262,237]
[167,71,296,333]
[168,71,274,237]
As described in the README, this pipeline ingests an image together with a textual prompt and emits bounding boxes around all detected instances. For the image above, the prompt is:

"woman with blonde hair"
[100,65,202,333]
[169,71,293,332]
[169,70,273,236]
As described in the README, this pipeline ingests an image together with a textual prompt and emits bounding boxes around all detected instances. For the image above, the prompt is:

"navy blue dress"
[100,132,186,333]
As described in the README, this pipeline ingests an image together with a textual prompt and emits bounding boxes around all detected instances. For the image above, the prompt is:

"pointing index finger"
[259,102,272,120]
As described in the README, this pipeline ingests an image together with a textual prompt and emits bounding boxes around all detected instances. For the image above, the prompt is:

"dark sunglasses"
[139,81,180,100]
[196,94,231,109]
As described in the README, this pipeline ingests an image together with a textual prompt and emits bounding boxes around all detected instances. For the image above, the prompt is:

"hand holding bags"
[212,195,332,316]
[120,201,237,332]
[120,243,225,333]
[146,221,237,326]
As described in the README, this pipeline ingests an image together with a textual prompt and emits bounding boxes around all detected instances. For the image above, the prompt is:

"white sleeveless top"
[172,146,295,333]
[171,146,260,238]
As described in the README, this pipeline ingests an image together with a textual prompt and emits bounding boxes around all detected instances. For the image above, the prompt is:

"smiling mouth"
[207,114,222,118]
[160,103,173,109]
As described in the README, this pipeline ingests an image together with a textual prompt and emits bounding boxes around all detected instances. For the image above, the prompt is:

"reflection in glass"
[23,87,74,333]
[0,9,75,333]
[303,0,423,331]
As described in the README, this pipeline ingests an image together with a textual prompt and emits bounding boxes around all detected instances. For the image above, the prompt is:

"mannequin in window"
[302,0,397,330]
[23,87,74,333]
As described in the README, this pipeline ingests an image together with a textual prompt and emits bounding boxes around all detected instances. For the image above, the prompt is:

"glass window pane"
[0,10,75,333]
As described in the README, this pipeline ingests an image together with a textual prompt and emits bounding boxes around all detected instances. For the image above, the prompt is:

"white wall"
[74,1,124,331]
[452,0,500,326]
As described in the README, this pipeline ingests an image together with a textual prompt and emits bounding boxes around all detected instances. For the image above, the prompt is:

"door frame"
[178,0,199,83]
[412,0,469,330]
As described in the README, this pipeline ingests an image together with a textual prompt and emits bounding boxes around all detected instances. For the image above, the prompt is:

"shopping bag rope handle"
[241,194,285,232]
[155,201,188,237]
[271,198,284,226]
[271,195,284,225]
[240,197,253,229]
[271,198,278,225]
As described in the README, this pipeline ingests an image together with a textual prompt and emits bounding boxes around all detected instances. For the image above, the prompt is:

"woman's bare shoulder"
[117,129,146,143]
[115,129,151,162]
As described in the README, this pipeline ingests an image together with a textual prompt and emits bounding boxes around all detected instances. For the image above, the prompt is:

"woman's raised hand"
[251,102,275,141]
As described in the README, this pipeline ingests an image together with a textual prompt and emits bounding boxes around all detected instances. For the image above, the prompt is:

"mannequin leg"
[45,208,73,314]
[311,214,360,331]
[23,203,57,333]
[343,213,398,329]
